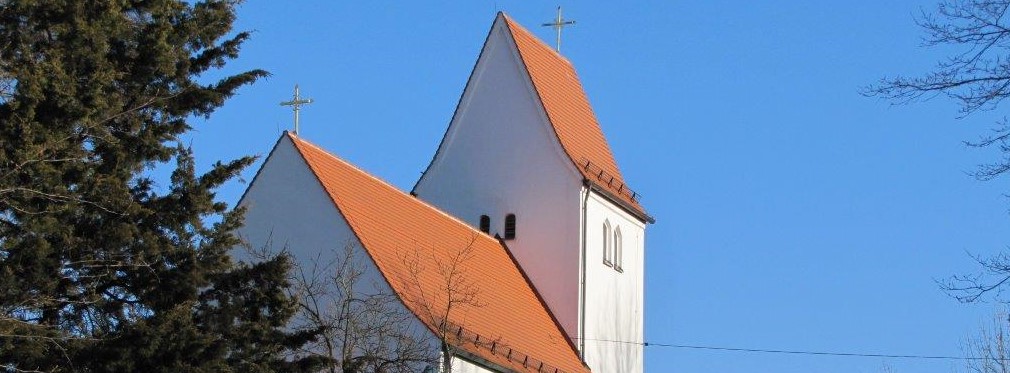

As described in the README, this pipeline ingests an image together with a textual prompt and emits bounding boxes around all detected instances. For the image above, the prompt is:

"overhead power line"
[580,338,990,361]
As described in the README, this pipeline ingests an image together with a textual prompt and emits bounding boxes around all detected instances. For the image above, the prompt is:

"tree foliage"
[0,1,322,371]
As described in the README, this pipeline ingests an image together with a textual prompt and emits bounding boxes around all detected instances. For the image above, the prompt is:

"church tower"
[413,13,653,373]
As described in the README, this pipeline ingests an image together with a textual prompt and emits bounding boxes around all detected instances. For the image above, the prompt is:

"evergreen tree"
[0,1,324,371]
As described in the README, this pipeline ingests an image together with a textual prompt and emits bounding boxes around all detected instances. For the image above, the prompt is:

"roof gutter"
[452,349,514,373]
[584,178,656,224]
[578,181,591,359]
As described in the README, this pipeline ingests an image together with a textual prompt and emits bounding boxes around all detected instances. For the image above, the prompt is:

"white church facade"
[237,13,652,373]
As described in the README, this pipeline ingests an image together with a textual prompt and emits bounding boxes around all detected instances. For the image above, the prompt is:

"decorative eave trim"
[584,179,655,224]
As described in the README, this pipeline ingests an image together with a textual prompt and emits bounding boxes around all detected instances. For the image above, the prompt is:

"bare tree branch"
[287,241,437,373]
[963,309,1010,372]
[868,0,1010,304]
[939,250,1010,302]
[398,235,485,373]
[865,0,1010,114]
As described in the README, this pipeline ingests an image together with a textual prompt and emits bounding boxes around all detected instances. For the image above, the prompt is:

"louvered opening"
[479,215,490,233]
[504,214,516,240]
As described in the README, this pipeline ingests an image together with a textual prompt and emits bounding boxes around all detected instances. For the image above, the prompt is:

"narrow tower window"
[614,227,623,271]
[603,220,612,266]
[479,215,490,233]
[504,214,516,240]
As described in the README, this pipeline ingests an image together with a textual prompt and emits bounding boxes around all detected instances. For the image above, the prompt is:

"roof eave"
[584,178,655,224]
[494,235,589,367]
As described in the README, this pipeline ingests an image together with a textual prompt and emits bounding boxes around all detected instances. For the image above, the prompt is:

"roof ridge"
[287,133,500,245]
[500,13,652,222]
[284,132,589,372]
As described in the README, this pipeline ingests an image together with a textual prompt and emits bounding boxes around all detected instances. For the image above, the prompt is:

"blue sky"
[186,2,1010,372]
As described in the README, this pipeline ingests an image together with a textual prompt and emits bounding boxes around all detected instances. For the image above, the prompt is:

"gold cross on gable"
[541,6,576,53]
[280,84,313,135]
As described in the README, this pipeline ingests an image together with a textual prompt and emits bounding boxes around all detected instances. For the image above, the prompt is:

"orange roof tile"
[287,133,589,373]
[501,14,651,222]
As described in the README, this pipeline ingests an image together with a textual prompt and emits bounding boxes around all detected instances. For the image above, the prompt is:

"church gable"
[236,134,360,260]
[239,12,649,373]
[285,134,589,373]
[414,12,580,201]
[416,12,649,223]
[501,14,647,221]
[410,12,587,341]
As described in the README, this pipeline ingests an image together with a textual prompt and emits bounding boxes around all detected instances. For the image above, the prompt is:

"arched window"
[504,214,516,240]
[479,215,490,234]
[603,220,612,266]
[614,227,623,271]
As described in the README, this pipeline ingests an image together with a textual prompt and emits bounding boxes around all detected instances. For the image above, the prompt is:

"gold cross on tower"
[541,6,575,53]
[280,84,313,135]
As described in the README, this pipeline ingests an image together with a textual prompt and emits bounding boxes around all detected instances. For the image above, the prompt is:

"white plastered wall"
[235,136,361,264]
[413,18,583,340]
[451,358,496,373]
[234,136,438,369]
[581,188,645,373]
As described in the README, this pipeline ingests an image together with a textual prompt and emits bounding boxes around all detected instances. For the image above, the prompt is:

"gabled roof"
[287,133,589,373]
[499,13,651,222]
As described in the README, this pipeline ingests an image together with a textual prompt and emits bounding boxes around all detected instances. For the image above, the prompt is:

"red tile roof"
[501,14,650,222]
[287,134,589,373]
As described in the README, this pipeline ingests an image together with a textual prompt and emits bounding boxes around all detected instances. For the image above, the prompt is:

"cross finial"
[541,6,575,53]
[280,84,313,135]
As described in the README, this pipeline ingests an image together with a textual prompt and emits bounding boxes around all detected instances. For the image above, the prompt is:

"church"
[236,12,652,373]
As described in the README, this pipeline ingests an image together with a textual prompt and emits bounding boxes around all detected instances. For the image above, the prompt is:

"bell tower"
[412,12,652,373]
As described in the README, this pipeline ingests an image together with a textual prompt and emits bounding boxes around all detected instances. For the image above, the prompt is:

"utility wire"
[579,338,990,361]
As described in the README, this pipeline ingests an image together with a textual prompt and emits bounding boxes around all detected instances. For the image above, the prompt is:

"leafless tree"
[876,312,1010,373]
[865,0,1010,181]
[287,242,438,373]
[866,0,1010,303]
[398,235,486,373]
[941,252,1010,303]
[963,310,1010,372]
[867,0,1010,113]
[880,361,897,373]
[248,232,487,373]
